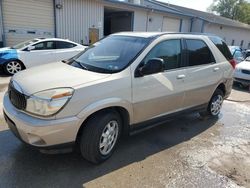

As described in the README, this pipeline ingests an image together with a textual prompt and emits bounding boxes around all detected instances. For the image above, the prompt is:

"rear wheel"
[200,89,224,117]
[79,111,122,164]
[4,60,23,75]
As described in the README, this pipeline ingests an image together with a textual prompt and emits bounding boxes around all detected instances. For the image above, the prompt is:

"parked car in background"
[234,56,250,87]
[245,49,250,58]
[3,32,234,164]
[0,38,86,75]
[228,46,245,64]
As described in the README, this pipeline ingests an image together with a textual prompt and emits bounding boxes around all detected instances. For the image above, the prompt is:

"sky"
[157,0,214,12]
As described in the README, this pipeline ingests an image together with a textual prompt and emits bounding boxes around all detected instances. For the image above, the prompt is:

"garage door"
[162,17,180,32]
[2,0,54,46]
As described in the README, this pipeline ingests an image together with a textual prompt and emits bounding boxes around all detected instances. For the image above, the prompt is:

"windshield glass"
[12,39,39,49]
[71,35,150,73]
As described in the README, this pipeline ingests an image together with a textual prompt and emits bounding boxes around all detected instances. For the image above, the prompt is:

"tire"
[79,111,122,164]
[4,60,23,75]
[200,89,224,118]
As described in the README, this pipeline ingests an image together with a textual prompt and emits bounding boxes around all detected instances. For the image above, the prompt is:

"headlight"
[26,88,74,117]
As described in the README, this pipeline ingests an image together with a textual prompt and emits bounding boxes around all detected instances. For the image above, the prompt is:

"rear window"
[209,36,233,60]
[186,39,215,66]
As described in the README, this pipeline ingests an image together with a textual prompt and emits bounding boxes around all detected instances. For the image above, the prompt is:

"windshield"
[71,35,150,73]
[11,39,39,49]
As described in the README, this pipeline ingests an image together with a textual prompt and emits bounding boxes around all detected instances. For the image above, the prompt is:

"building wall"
[2,0,54,46]
[181,18,191,32]
[191,18,203,32]
[55,0,104,45]
[204,23,250,49]
[133,9,147,31]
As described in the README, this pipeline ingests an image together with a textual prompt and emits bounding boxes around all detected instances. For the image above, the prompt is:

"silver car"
[3,32,234,163]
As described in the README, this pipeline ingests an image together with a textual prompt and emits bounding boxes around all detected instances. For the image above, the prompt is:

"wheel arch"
[4,58,26,69]
[75,99,133,143]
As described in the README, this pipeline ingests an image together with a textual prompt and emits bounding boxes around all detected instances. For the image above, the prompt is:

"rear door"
[132,39,186,123]
[182,38,223,108]
[54,41,82,61]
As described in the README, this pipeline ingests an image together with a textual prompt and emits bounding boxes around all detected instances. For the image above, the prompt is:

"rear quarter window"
[186,39,215,66]
[208,36,233,60]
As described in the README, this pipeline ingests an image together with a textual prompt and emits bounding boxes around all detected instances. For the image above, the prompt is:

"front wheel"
[79,111,122,164]
[4,60,23,75]
[200,89,224,117]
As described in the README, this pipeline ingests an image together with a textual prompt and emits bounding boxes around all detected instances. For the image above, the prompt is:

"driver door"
[22,41,57,68]
[132,39,186,124]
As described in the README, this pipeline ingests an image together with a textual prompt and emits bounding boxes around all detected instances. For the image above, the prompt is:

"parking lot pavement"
[0,78,249,188]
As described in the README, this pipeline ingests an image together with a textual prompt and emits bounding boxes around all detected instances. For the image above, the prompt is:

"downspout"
[179,19,183,32]
[201,20,205,33]
[146,10,149,32]
[190,17,194,32]
[53,0,57,38]
[0,0,5,47]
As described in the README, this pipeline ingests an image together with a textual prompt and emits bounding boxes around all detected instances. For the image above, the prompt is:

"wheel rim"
[6,61,22,74]
[210,95,223,116]
[99,120,119,155]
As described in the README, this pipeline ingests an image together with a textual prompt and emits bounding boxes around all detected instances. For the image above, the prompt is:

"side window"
[33,42,46,50]
[186,39,215,66]
[143,39,181,70]
[32,41,55,50]
[56,41,76,49]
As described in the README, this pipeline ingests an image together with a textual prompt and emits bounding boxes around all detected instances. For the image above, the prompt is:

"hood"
[0,47,18,64]
[12,62,111,95]
[236,61,250,70]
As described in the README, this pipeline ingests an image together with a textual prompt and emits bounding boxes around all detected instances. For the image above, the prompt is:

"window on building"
[240,40,244,47]
[186,39,215,66]
[56,41,76,49]
[231,40,235,45]
[143,39,181,70]
[248,42,250,49]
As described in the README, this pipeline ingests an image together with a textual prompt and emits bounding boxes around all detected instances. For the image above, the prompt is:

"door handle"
[213,67,220,72]
[177,74,186,79]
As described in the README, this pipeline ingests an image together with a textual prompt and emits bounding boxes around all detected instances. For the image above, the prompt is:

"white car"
[0,38,86,75]
[234,56,250,87]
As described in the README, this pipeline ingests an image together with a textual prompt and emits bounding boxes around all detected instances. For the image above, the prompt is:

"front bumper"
[3,93,82,148]
[234,77,250,86]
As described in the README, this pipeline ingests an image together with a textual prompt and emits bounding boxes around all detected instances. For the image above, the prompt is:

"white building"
[0,0,250,49]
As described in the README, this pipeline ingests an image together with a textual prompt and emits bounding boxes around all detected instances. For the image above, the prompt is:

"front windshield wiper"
[73,59,88,70]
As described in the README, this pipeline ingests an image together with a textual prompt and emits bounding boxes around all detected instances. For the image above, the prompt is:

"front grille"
[8,83,27,110]
[242,69,250,75]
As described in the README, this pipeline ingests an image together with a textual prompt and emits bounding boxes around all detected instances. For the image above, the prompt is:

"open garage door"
[104,7,133,36]
[2,0,54,46]
[162,17,181,32]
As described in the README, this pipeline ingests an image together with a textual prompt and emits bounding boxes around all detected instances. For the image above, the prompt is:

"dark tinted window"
[56,41,76,49]
[144,39,181,70]
[209,36,233,60]
[33,41,55,50]
[186,39,215,66]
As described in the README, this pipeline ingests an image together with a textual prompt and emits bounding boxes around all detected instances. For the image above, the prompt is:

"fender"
[76,97,133,124]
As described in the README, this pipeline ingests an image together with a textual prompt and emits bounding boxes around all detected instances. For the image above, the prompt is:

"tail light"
[229,59,236,69]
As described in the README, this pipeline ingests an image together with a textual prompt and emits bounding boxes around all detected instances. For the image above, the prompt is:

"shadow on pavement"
[0,113,218,188]
[233,83,249,93]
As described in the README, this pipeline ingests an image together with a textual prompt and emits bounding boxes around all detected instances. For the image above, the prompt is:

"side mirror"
[137,58,164,77]
[27,46,35,51]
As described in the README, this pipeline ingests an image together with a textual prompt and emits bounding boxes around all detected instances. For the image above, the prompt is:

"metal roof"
[103,0,193,17]
[153,0,250,30]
